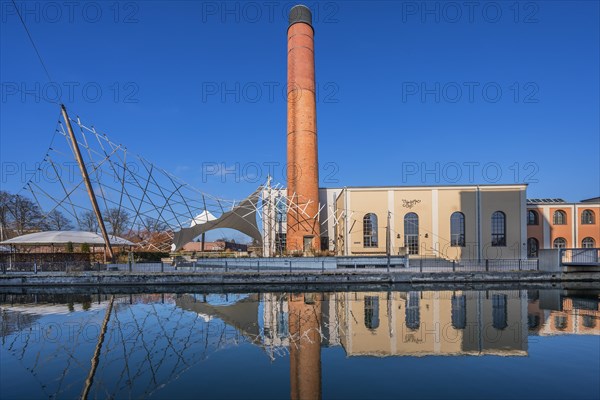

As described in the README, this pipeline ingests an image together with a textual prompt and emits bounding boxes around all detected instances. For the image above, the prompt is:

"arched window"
[553,210,567,225]
[364,296,380,330]
[404,213,419,255]
[553,237,567,249]
[491,211,506,247]
[492,294,508,330]
[581,209,595,225]
[451,294,466,329]
[405,292,420,330]
[554,315,567,331]
[582,315,596,329]
[450,212,465,247]
[582,237,595,248]
[527,238,539,258]
[527,210,539,225]
[363,213,378,248]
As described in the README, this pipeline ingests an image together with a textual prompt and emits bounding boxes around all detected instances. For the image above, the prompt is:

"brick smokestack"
[287,5,320,254]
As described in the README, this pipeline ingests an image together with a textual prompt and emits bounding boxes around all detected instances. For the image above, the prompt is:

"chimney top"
[288,5,313,31]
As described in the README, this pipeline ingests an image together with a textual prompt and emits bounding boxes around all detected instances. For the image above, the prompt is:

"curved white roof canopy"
[172,187,263,250]
[190,210,217,227]
[0,231,135,246]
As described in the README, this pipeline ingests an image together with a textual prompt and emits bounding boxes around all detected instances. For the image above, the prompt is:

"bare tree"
[0,191,13,240]
[105,208,130,237]
[79,210,99,232]
[9,194,43,235]
[145,217,168,233]
[44,209,74,231]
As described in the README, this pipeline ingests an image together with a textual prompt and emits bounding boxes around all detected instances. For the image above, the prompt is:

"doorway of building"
[527,237,539,258]
[303,236,314,253]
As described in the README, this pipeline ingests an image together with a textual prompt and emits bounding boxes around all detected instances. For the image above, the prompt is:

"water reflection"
[1,289,598,399]
[333,291,529,357]
[528,293,600,335]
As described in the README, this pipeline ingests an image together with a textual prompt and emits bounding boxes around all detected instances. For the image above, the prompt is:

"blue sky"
[1,0,599,203]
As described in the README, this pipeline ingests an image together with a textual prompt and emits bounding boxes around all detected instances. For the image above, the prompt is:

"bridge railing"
[338,257,538,272]
[560,248,600,265]
[1,256,540,274]
[0,261,171,274]
[0,261,99,274]
[183,257,537,273]
[178,257,338,273]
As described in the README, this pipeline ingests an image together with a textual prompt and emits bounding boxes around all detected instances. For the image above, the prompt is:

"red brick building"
[526,197,599,257]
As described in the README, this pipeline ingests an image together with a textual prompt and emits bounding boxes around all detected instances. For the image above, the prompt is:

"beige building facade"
[263,184,527,260]
[335,185,527,260]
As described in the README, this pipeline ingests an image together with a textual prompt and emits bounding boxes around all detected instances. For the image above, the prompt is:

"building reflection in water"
[1,290,598,399]
[527,292,600,336]
[339,291,528,357]
[263,291,531,360]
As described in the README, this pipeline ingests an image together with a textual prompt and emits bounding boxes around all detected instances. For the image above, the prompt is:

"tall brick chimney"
[286,5,320,254]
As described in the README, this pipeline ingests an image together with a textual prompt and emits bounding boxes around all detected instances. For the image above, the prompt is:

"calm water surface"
[1,288,599,399]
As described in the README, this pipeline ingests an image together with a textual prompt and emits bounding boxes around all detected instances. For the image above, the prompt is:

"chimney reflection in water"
[289,293,322,400]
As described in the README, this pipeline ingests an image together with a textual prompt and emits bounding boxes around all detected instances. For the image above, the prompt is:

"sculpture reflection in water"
[1,290,598,399]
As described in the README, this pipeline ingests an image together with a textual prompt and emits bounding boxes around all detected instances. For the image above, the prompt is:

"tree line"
[0,191,168,242]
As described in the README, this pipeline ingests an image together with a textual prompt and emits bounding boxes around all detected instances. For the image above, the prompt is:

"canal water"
[1,288,599,399]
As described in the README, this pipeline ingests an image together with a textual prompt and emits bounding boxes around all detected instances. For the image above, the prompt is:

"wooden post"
[81,296,114,400]
[61,105,114,261]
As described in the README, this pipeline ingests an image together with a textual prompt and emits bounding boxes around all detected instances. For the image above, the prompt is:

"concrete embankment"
[1,271,598,288]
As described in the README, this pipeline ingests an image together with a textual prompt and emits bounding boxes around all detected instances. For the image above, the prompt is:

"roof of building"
[334,184,528,190]
[527,198,566,204]
[527,197,600,205]
[581,197,600,203]
[0,231,134,246]
[264,184,528,194]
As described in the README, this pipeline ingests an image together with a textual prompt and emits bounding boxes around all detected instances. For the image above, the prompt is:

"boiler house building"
[263,184,528,260]
[263,5,594,260]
